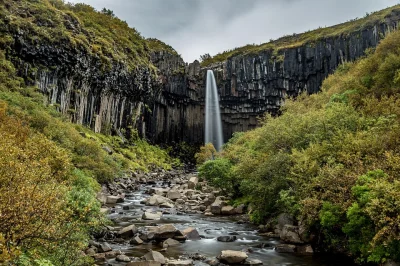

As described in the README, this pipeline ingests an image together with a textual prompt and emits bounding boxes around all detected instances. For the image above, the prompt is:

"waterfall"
[205,70,224,151]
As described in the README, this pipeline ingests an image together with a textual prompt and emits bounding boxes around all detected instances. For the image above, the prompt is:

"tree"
[101,8,115,17]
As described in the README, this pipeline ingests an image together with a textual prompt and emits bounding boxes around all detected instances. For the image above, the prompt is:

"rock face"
[5,8,400,145]
[217,250,248,264]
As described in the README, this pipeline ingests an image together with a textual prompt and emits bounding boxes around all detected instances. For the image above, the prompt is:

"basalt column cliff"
[3,1,400,145]
[146,10,400,144]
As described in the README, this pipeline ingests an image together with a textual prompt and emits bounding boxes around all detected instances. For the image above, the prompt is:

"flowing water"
[205,70,224,151]
[102,181,357,266]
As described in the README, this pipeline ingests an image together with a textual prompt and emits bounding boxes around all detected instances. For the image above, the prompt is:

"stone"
[104,251,117,258]
[130,236,144,245]
[277,213,294,229]
[147,195,172,206]
[210,198,226,215]
[275,244,296,253]
[85,247,96,255]
[158,224,178,239]
[167,190,181,201]
[143,250,165,264]
[217,236,237,242]
[243,259,263,265]
[221,206,236,215]
[297,245,313,254]
[217,250,248,264]
[181,227,201,240]
[91,253,106,261]
[163,238,180,248]
[118,224,138,239]
[383,260,400,266]
[142,211,163,220]
[167,259,194,266]
[235,204,245,214]
[160,202,175,208]
[280,225,303,244]
[188,176,199,189]
[116,254,131,262]
[127,262,161,266]
[106,195,121,204]
[98,243,112,253]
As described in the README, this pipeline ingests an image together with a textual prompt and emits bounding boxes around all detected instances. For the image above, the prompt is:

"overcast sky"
[68,0,399,62]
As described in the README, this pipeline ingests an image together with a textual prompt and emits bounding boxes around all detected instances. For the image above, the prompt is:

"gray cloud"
[67,0,399,62]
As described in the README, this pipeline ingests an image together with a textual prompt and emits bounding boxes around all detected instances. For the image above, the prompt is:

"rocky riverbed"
[88,169,356,266]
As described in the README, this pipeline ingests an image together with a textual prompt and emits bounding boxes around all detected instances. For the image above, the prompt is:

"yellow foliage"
[195,143,217,165]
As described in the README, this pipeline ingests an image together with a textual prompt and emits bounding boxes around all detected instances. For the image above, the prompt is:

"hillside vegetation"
[201,4,400,66]
[199,29,400,263]
[0,1,180,265]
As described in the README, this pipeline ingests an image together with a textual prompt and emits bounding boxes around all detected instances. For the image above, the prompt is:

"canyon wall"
[6,9,400,145]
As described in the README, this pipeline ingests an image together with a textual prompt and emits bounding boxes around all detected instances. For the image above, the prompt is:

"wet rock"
[217,250,248,264]
[104,251,117,258]
[98,243,112,253]
[188,176,199,189]
[275,244,296,253]
[167,190,181,201]
[221,206,236,215]
[158,224,178,239]
[130,236,144,245]
[118,224,138,239]
[144,250,166,264]
[91,253,106,261]
[181,227,201,240]
[127,262,161,266]
[116,254,131,262]
[142,211,163,220]
[123,205,130,210]
[297,245,313,254]
[217,236,237,242]
[147,195,173,206]
[280,225,303,244]
[167,259,193,266]
[243,259,263,265]
[163,238,180,248]
[106,195,122,204]
[160,202,175,208]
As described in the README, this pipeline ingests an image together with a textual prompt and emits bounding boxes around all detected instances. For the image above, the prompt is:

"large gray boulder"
[167,190,181,201]
[280,225,303,244]
[163,238,180,248]
[217,250,248,264]
[158,224,178,239]
[210,197,227,215]
[147,195,172,206]
[181,227,200,240]
[143,250,165,264]
[221,206,236,215]
[142,211,163,220]
[118,224,138,239]
[188,176,199,189]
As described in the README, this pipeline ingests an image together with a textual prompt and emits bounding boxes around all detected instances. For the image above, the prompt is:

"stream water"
[101,181,356,266]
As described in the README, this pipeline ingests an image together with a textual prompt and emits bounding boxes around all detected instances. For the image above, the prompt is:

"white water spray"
[205,70,224,151]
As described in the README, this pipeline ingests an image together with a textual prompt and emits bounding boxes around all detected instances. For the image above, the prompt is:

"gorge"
[3,2,400,146]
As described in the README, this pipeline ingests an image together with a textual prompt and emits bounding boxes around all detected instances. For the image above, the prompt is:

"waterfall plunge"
[205,70,224,151]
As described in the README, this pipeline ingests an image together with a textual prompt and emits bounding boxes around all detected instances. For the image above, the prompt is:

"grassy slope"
[201,4,400,66]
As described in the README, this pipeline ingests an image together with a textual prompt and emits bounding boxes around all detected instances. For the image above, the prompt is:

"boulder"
[243,259,263,265]
[217,250,248,264]
[98,243,112,253]
[118,224,138,239]
[91,253,106,261]
[188,176,199,189]
[143,250,165,264]
[275,244,296,253]
[85,247,96,256]
[210,198,226,215]
[181,227,201,240]
[130,236,144,245]
[217,236,237,242]
[106,195,122,204]
[297,245,313,254]
[235,204,245,214]
[160,202,175,208]
[167,190,181,201]
[167,260,194,266]
[127,262,161,266]
[158,224,178,239]
[142,211,163,220]
[147,195,172,206]
[280,225,303,244]
[163,238,181,248]
[116,255,131,262]
[221,206,236,215]
[277,213,294,229]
